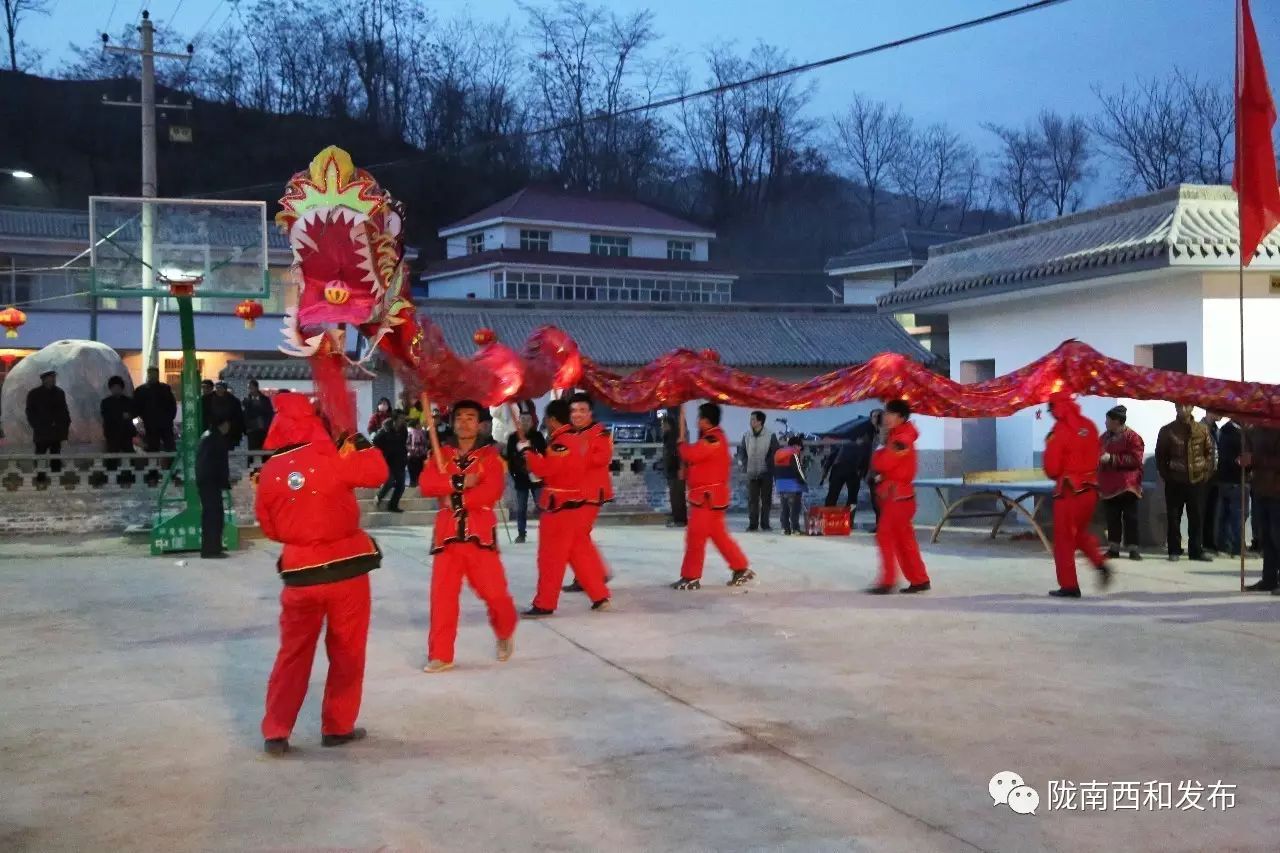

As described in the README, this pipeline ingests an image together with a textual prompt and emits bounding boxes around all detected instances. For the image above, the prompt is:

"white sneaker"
[422,660,455,674]
[496,637,514,662]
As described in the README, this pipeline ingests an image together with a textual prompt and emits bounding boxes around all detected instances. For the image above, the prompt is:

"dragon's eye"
[325,282,351,305]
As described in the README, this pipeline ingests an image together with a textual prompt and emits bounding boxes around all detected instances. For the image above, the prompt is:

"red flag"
[1234,0,1280,266]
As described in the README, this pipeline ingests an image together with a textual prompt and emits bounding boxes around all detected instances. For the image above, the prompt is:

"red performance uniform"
[419,440,517,663]
[679,425,750,580]
[870,420,930,588]
[1044,393,1105,590]
[576,421,615,506]
[523,425,610,609]
[255,393,389,742]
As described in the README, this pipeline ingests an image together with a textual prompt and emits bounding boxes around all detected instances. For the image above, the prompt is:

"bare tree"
[985,122,1045,224]
[892,122,970,228]
[2,0,48,72]
[833,93,909,238]
[1176,69,1234,184]
[953,153,985,232]
[1037,110,1090,216]
[1092,76,1194,193]
[678,41,816,217]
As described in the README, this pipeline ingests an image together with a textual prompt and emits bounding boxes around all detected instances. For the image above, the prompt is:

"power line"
[103,0,120,33]
[171,0,188,24]
[191,0,1072,199]
[191,0,227,44]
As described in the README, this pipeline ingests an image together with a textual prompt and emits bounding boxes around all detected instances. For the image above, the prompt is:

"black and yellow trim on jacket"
[687,485,730,512]
[430,451,498,555]
[279,541,382,587]
[526,438,587,512]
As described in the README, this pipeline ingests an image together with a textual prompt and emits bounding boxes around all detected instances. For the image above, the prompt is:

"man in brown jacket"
[1242,425,1280,593]
[1155,403,1214,562]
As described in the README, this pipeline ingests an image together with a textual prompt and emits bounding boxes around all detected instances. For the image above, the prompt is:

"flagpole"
[1236,0,1246,593]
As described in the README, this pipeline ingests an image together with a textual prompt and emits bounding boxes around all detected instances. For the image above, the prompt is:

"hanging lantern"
[0,305,26,339]
[235,299,264,329]
[473,327,497,346]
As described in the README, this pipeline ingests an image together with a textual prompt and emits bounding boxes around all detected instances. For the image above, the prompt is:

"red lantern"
[473,327,497,346]
[235,299,264,329]
[0,305,26,339]
[699,348,721,363]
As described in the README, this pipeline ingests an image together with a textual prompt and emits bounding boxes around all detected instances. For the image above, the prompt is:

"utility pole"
[102,10,193,371]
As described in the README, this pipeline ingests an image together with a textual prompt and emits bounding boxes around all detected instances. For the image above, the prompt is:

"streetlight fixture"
[2,169,35,180]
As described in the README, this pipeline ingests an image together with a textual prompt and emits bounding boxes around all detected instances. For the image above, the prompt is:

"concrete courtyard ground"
[1,521,1277,853]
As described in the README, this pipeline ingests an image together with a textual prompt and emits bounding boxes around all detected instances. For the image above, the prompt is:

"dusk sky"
[19,0,1279,200]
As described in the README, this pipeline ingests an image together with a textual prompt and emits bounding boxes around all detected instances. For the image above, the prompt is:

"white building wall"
[947,271,1206,470]
[842,274,895,306]
[1200,269,1280,385]
[426,270,493,300]
[445,227,502,258]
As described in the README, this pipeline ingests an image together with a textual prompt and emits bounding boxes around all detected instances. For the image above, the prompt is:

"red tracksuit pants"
[1053,488,1104,590]
[534,507,611,610]
[876,497,930,587]
[680,506,750,580]
[429,542,518,663]
[262,572,370,740]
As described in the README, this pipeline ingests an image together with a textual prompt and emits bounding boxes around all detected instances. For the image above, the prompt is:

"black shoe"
[321,727,366,748]
[263,738,290,756]
[590,598,611,611]
[900,582,932,593]
[746,525,758,532]
[387,506,404,514]
[865,584,894,595]
[760,526,772,532]
[1106,547,1121,559]
[727,569,756,586]
[201,552,227,559]
[521,606,554,619]
[376,497,384,509]
[562,580,584,593]
[671,578,701,590]
[782,529,792,536]
[1128,549,1143,561]
[1271,587,1280,596]
[1049,588,1082,598]
[1189,553,1213,562]
[1245,580,1277,592]
[1096,562,1114,589]
[1168,554,1182,562]
[515,534,527,544]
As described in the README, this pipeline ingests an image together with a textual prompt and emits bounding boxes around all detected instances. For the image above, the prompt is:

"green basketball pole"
[148,288,239,555]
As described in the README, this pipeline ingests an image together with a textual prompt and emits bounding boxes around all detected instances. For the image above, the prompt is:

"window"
[467,232,485,254]
[667,240,694,261]
[1135,342,1188,373]
[520,229,551,252]
[495,270,731,303]
[589,234,631,257]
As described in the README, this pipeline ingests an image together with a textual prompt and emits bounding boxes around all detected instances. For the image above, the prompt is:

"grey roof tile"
[878,184,1280,312]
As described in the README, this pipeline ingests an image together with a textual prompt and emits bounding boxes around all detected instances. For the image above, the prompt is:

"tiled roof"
[422,248,733,279]
[220,360,370,381]
[439,185,714,236]
[878,184,1280,312]
[417,299,933,368]
[825,228,963,273]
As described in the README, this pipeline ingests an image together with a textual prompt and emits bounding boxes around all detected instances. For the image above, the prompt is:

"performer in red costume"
[562,391,616,593]
[519,398,612,617]
[866,399,931,594]
[418,399,518,672]
[256,392,389,756]
[1044,391,1113,598]
[672,402,754,589]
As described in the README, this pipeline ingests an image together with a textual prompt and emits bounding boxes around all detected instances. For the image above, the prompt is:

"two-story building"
[421,185,738,304]
[825,227,964,368]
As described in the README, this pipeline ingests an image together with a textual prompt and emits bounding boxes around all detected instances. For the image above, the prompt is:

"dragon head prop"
[275,146,413,359]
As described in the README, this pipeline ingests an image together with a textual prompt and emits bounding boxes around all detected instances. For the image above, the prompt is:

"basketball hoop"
[157,272,204,298]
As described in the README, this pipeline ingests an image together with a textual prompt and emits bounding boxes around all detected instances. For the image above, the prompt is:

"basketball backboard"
[89,196,270,299]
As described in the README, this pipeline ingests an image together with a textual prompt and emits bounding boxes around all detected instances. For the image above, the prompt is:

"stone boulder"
[1,340,132,452]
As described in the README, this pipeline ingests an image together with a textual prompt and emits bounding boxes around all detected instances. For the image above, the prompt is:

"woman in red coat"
[1044,392,1113,598]
[867,399,931,594]
[1098,404,1145,561]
